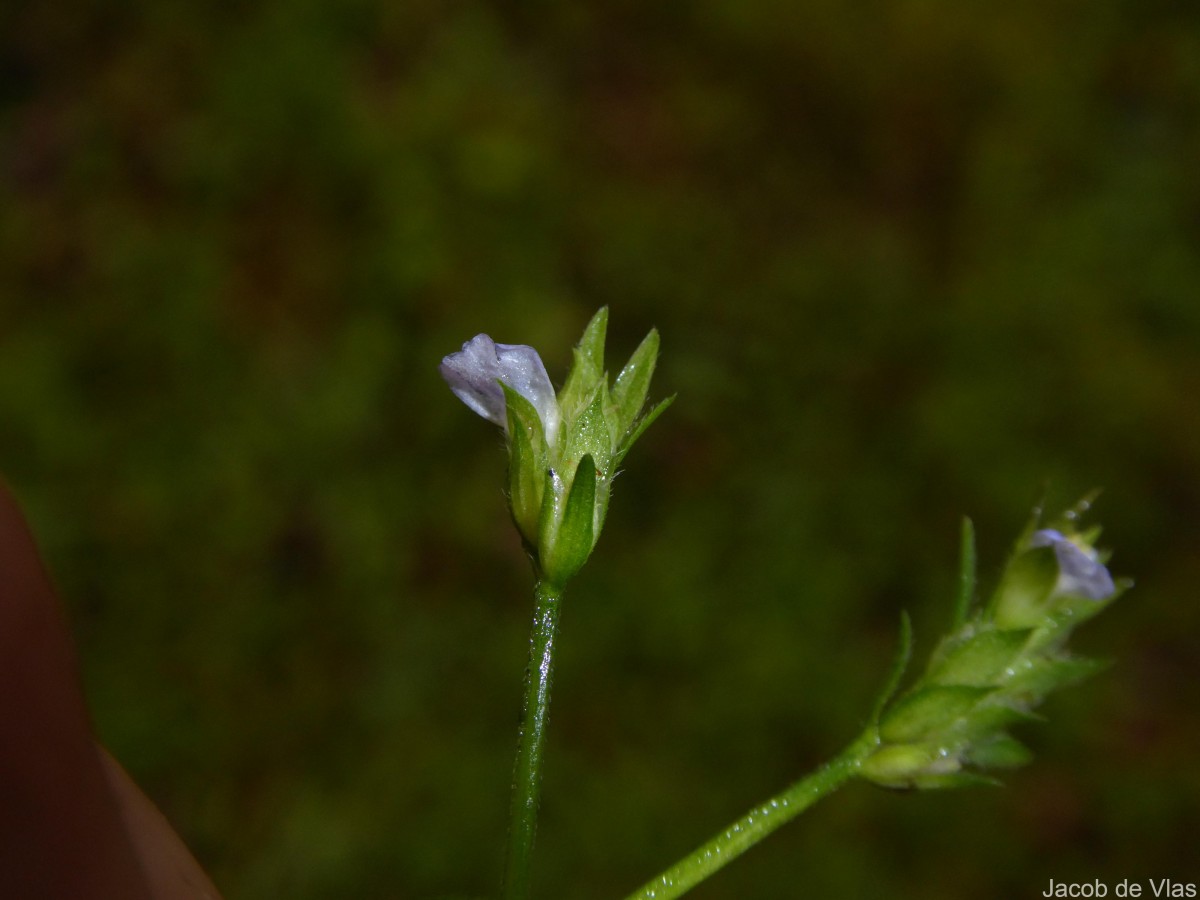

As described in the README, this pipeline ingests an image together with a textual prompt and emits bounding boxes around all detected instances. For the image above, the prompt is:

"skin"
[0,480,220,899]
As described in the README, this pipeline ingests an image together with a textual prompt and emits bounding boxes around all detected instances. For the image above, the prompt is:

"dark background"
[2,1,1198,897]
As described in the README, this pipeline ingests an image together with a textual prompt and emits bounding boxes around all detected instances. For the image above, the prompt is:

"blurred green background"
[2,1,1199,897]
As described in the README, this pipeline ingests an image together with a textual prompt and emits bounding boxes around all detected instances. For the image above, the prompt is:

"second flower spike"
[862,504,1127,790]
[440,308,673,589]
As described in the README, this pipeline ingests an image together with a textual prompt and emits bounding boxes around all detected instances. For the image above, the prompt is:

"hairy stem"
[623,734,876,900]
[503,581,563,900]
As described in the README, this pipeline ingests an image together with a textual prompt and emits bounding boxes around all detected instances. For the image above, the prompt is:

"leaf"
[564,388,614,474]
[869,612,913,725]
[540,454,597,588]
[989,545,1059,629]
[1052,577,1131,629]
[953,517,976,629]
[1002,655,1109,701]
[965,733,1033,770]
[879,685,994,744]
[1047,489,1103,534]
[612,328,659,435]
[910,771,1002,790]
[957,701,1041,742]
[928,626,1032,687]
[502,384,548,545]
[558,308,608,423]
[614,394,674,465]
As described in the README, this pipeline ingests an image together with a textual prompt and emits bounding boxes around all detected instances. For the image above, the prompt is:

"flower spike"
[862,500,1127,790]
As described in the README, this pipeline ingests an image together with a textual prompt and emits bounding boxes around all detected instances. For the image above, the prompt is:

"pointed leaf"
[911,771,1002,790]
[879,685,994,743]
[1013,493,1047,551]
[1050,577,1130,629]
[957,700,1041,742]
[965,733,1033,770]
[540,454,597,587]
[591,470,611,541]
[614,394,674,465]
[928,626,1032,687]
[1002,655,1109,701]
[989,545,1059,628]
[612,328,660,435]
[537,466,561,551]
[869,612,913,725]
[576,306,608,367]
[503,385,548,547]
[563,388,614,475]
[1047,490,1103,533]
[1079,524,1104,548]
[558,308,609,424]
[954,517,976,629]
[861,741,965,789]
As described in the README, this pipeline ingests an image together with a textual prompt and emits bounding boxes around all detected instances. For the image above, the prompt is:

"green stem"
[622,733,877,900]
[503,581,564,900]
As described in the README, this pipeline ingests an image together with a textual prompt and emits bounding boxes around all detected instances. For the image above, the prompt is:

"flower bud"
[1029,529,1116,600]
[991,527,1115,629]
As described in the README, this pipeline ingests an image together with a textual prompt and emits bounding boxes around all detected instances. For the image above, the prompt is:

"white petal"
[440,334,560,443]
[1030,529,1115,600]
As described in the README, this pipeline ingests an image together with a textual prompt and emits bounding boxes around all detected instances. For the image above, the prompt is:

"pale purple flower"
[440,334,560,445]
[1029,529,1115,600]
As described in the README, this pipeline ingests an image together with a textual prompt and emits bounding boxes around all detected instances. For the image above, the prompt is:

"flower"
[440,334,561,447]
[1029,528,1116,600]
[990,515,1120,629]
[440,310,672,588]
[862,506,1126,791]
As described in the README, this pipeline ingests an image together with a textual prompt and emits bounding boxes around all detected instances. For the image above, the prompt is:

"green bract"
[442,307,672,589]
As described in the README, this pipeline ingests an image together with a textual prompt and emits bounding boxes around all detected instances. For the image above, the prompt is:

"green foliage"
[540,454,596,588]
[502,384,549,548]
[927,628,1032,687]
[558,308,610,431]
[1,1,1197,897]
